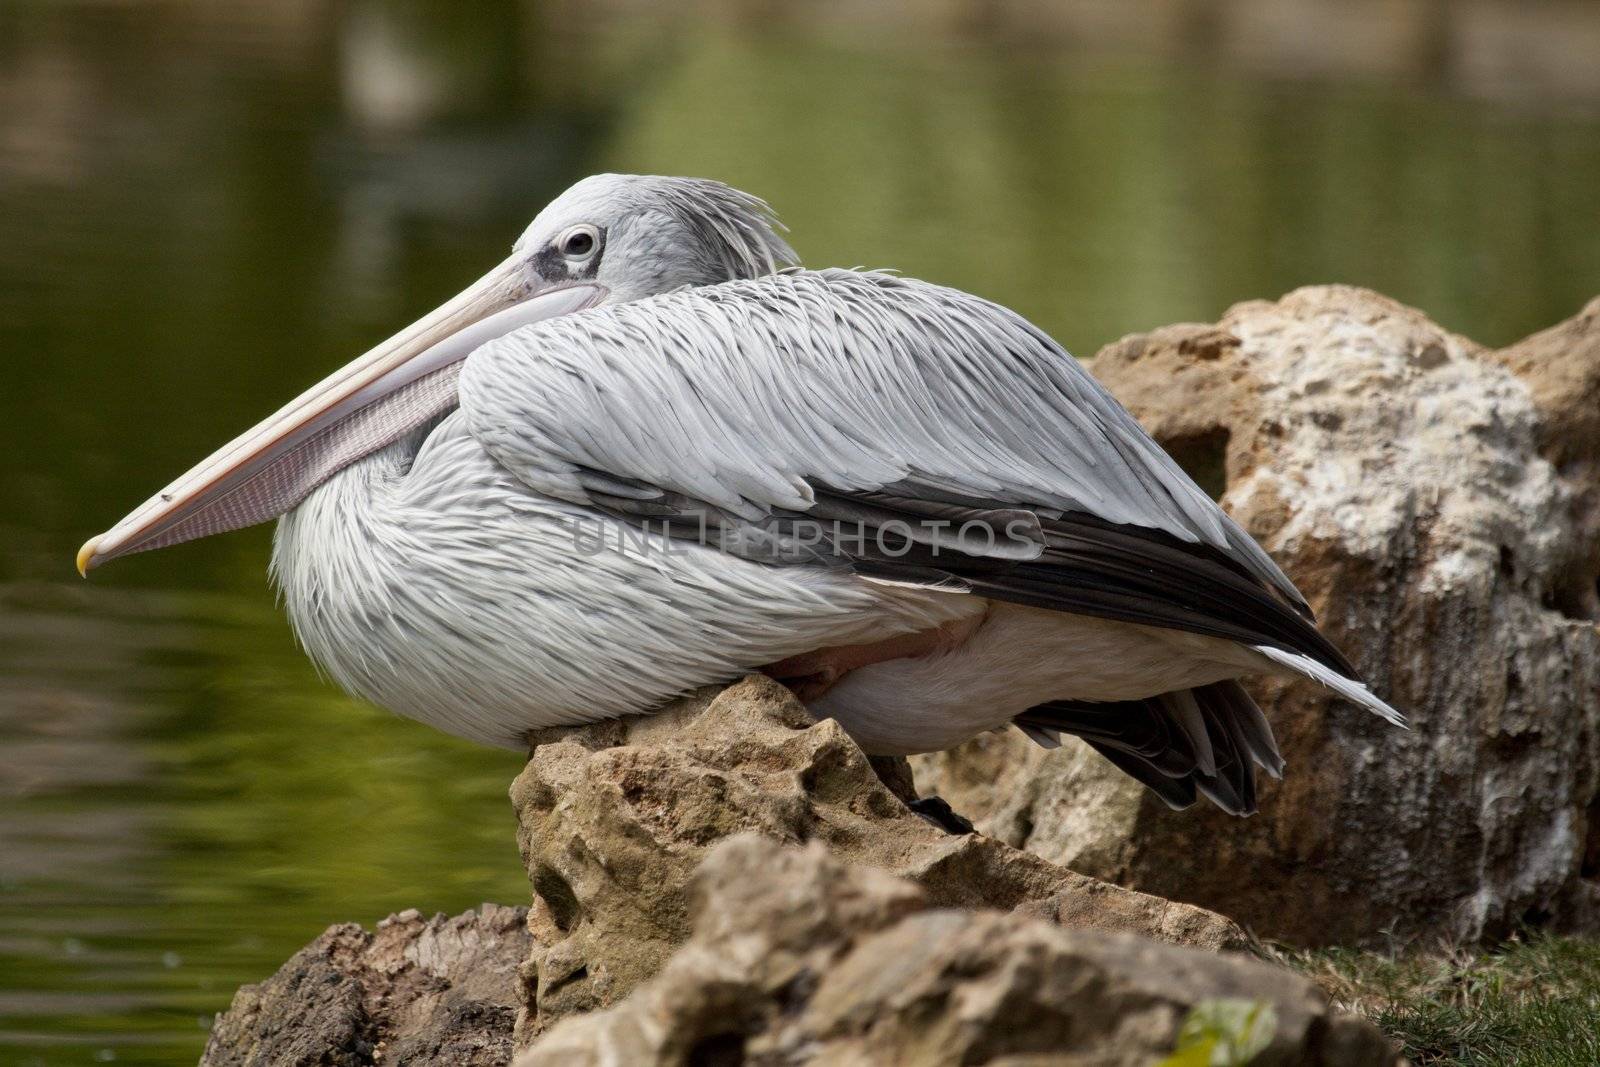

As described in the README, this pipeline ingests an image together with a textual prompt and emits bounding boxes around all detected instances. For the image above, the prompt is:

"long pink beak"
[77,257,606,574]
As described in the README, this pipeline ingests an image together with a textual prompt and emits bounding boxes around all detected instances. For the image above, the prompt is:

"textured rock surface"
[511,674,1245,1042]
[1487,296,1600,623]
[515,835,1396,1067]
[915,286,1600,945]
[199,905,529,1067]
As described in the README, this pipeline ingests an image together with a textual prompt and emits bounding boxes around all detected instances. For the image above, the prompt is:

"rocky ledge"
[199,905,529,1066]
[200,286,1600,1064]
[517,834,1394,1066]
[510,675,1246,1042]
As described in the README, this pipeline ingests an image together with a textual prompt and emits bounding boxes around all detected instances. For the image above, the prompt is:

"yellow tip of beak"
[76,536,100,578]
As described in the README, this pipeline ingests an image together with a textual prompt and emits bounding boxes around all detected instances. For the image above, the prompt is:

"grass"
[1270,934,1600,1066]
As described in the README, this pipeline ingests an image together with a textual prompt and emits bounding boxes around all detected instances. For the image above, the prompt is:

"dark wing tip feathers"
[797,488,1361,685]
[979,511,1360,682]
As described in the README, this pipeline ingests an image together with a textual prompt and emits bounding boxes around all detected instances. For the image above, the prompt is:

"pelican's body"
[82,175,1404,814]
[272,406,1243,754]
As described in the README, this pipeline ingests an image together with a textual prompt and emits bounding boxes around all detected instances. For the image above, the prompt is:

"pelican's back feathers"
[462,268,1302,602]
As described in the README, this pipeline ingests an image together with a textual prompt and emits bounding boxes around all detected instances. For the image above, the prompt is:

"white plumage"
[85,174,1405,816]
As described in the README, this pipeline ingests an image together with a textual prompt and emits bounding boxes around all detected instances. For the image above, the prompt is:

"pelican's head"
[513,174,797,304]
[77,174,794,575]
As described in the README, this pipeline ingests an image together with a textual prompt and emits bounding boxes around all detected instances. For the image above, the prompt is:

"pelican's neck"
[269,425,431,600]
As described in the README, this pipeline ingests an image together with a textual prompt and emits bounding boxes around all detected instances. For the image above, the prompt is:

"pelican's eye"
[559,226,599,260]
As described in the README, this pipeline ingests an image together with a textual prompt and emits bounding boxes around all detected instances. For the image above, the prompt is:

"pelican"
[78,174,1403,815]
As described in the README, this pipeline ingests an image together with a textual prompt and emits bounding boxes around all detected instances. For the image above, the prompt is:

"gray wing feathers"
[458,269,1304,608]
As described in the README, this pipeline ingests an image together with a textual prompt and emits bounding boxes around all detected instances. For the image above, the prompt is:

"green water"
[2,4,1598,1063]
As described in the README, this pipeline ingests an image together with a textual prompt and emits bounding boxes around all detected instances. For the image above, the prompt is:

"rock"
[1487,295,1600,622]
[511,675,1245,1043]
[199,904,529,1067]
[514,835,1396,1067]
[915,286,1600,945]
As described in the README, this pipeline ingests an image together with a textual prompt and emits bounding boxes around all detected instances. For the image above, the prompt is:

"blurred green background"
[1,1,1598,1062]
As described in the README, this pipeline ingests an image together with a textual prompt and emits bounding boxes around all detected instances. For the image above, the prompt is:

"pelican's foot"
[761,613,984,702]
[908,796,976,835]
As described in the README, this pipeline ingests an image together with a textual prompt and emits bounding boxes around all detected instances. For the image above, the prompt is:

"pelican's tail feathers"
[1015,679,1283,817]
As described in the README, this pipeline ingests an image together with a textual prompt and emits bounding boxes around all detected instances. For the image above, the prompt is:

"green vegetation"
[1275,934,1600,1066]
[1159,999,1278,1066]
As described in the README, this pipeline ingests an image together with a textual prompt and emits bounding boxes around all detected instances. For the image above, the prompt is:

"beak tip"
[76,536,101,578]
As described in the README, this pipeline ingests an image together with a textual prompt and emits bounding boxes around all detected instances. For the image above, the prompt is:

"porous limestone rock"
[915,286,1600,946]
[510,675,1245,1043]
[199,904,529,1067]
[514,835,1396,1067]
[1487,296,1600,624]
